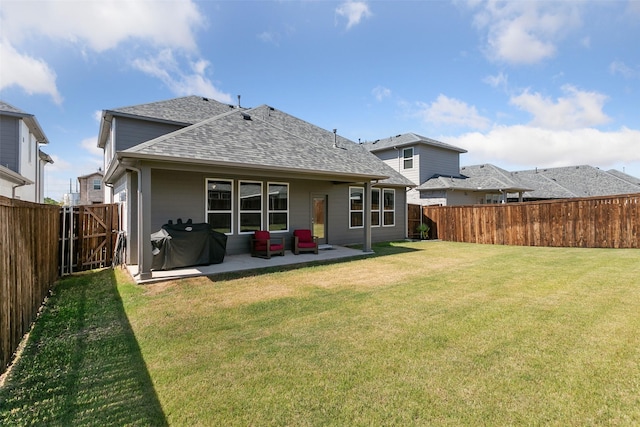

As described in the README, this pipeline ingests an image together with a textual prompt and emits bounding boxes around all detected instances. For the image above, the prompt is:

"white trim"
[268,181,289,233]
[238,180,263,234]
[206,178,234,235]
[349,186,364,229]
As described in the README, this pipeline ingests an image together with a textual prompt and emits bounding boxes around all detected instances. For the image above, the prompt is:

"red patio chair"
[292,229,318,255]
[251,230,285,259]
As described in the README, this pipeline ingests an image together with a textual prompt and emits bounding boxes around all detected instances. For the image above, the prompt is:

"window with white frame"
[371,188,380,227]
[268,182,289,232]
[383,189,395,226]
[349,187,364,228]
[403,147,414,169]
[239,181,262,233]
[207,179,233,234]
[93,179,101,190]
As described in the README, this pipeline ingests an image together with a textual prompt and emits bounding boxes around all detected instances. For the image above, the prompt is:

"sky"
[1,0,639,202]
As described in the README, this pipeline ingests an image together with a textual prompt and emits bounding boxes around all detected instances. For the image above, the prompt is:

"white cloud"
[447,126,640,171]
[510,85,610,130]
[0,0,210,103]
[483,71,508,90]
[0,38,62,104]
[131,49,232,103]
[1,0,204,52]
[471,1,581,65]
[417,95,491,130]
[372,85,391,101]
[609,60,638,79]
[336,1,372,30]
[80,136,103,160]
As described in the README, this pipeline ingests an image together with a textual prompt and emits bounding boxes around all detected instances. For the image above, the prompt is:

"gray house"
[0,101,53,202]
[98,96,413,280]
[363,133,468,206]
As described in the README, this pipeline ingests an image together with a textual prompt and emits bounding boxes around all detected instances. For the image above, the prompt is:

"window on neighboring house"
[383,189,395,226]
[207,179,233,234]
[403,147,414,169]
[268,182,289,232]
[371,188,380,227]
[93,179,101,190]
[239,181,262,233]
[349,187,364,228]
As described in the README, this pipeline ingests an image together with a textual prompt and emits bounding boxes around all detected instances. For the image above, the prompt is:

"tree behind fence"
[0,196,59,375]
[421,193,640,248]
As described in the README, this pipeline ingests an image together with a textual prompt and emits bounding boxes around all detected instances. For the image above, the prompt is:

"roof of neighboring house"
[511,165,640,199]
[0,100,49,144]
[417,164,532,193]
[39,150,54,164]
[78,170,104,180]
[98,95,236,148]
[115,104,413,186]
[363,132,467,154]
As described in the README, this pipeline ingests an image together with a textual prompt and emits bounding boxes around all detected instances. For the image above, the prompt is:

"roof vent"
[241,112,251,120]
[202,97,209,101]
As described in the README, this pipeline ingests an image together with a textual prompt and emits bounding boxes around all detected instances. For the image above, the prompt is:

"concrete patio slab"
[126,245,371,284]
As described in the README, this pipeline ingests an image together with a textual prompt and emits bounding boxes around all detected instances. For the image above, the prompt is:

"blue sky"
[1,0,639,202]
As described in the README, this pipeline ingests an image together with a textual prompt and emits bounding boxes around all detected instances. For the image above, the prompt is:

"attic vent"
[396,134,401,137]
[202,97,209,101]
[241,112,252,120]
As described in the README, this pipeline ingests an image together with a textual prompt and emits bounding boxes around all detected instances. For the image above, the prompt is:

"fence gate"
[60,204,120,274]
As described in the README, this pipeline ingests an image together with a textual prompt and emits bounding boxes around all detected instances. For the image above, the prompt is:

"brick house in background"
[78,170,104,205]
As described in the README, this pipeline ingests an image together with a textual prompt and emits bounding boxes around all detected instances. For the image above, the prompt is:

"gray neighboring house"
[508,165,640,201]
[363,133,467,205]
[98,96,413,280]
[417,164,533,205]
[0,101,53,202]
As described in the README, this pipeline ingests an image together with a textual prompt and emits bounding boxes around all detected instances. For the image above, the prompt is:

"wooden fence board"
[420,193,640,249]
[1,196,59,375]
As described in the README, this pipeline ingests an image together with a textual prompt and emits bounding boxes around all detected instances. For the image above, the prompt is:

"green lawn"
[2,241,640,426]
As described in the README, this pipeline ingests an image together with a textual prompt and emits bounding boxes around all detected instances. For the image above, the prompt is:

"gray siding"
[149,169,408,256]
[115,117,184,152]
[0,116,19,172]
[418,145,460,182]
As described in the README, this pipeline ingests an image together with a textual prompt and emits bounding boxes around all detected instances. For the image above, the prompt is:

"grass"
[2,241,640,425]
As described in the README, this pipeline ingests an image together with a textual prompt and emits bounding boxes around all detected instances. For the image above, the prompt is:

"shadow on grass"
[0,269,167,426]
[205,240,426,282]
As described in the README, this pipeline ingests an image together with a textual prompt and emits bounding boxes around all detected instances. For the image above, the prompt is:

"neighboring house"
[78,170,104,205]
[363,133,468,205]
[98,96,414,280]
[0,101,53,202]
[417,164,640,205]
[508,165,640,201]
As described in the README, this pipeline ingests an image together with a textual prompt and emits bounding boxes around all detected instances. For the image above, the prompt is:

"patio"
[126,245,371,284]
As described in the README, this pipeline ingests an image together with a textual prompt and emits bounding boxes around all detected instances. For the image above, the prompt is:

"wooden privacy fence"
[1,196,59,375]
[60,204,120,274]
[421,194,640,248]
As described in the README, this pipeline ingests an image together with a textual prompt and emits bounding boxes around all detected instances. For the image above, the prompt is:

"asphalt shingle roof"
[0,101,28,115]
[417,164,532,192]
[122,105,413,186]
[107,95,236,125]
[512,165,640,198]
[363,132,467,154]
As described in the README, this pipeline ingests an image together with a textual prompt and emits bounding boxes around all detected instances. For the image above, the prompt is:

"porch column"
[138,165,153,280]
[363,181,372,253]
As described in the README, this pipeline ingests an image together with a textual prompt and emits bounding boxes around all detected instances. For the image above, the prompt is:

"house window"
[350,187,364,228]
[268,182,289,232]
[383,189,395,226]
[207,179,233,234]
[93,179,101,190]
[371,188,380,227]
[403,147,414,169]
[239,181,262,233]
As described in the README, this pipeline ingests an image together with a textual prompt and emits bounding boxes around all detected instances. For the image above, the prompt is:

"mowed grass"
[2,241,640,426]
